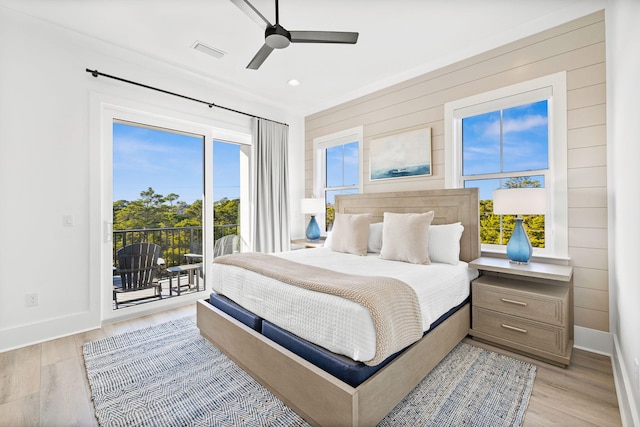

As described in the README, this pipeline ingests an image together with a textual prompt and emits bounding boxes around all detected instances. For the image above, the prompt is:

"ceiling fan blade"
[247,44,274,69]
[230,0,272,28]
[289,31,359,44]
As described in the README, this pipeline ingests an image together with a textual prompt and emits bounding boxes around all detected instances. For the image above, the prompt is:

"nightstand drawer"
[472,307,567,355]
[473,278,568,326]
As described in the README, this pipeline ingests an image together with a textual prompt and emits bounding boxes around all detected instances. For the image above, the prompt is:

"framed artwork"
[370,128,432,181]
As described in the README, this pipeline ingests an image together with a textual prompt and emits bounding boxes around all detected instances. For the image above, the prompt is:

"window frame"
[313,126,364,234]
[444,72,568,260]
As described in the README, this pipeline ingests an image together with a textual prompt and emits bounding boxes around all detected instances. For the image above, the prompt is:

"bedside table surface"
[291,238,325,248]
[469,257,573,282]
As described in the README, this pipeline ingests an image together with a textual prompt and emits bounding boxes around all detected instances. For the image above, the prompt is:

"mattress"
[211,247,478,363]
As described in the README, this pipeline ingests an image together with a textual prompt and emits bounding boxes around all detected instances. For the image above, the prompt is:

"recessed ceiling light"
[288,79,301,87]
[191,41,226,59]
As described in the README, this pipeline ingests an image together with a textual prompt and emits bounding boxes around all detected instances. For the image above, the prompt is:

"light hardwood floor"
[0,303,622,426]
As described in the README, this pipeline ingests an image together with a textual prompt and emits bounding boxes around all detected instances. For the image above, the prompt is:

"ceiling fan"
[231,0,359,70]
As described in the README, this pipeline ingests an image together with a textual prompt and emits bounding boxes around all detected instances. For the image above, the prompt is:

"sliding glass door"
[112,120,205,309]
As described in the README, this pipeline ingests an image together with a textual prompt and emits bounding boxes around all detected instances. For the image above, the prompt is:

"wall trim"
[0,311,99,353]
[612,333,640,427]
[573,325,613,356]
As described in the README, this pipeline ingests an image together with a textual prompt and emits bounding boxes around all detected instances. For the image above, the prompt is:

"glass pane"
[462,111,501,175]
[464,179,501,245]
[500,175,545,189]
[113,123,203,210]
[325,141,359,188]
[213,141,240,243]
[343,141,359,186]
[324,188,358,230]
[502,100,548,173]
[325,145,344,187]
[112,121,204,309]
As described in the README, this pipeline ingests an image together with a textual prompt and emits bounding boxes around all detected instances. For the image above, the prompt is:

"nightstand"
[468,257,573,367]
[291,238,325,249]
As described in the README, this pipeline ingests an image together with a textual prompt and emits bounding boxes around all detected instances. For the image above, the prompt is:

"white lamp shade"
[493,188,547,215]
[301,198,325,215]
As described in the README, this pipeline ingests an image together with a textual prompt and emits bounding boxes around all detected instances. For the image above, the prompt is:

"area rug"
[83,316,536,427]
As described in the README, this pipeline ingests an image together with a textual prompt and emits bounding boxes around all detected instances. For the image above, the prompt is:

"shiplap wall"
[304,11,608,332]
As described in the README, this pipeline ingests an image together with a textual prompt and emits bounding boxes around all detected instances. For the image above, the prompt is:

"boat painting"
[370,128,432,181]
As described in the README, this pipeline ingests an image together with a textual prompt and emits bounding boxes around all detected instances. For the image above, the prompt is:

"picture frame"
[369,128,432,181]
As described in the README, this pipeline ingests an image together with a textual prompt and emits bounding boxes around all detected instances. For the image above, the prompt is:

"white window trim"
[444,72,568,260]
[312,125,364,233]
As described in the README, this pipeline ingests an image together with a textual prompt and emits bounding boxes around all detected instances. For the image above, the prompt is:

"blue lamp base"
[305,215,321,241]
[506,218,533,264]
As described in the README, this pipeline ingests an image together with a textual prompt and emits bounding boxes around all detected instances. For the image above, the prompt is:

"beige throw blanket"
[214,252,423,366]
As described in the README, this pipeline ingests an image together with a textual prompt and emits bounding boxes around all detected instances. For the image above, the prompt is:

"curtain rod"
[85,68,288,127]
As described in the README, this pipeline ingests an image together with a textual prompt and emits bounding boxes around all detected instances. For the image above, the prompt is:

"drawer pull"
[500,298,528,307]
[501,324,528,334]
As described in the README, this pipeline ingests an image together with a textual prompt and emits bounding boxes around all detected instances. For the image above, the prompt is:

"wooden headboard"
[334,188,480,262]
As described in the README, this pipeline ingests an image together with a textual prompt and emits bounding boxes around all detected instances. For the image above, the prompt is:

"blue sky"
[113,123,240,204]
[325,141,359,204]
[462,100,548,199]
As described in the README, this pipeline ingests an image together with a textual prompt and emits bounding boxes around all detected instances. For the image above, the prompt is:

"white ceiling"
[1,0,605,116]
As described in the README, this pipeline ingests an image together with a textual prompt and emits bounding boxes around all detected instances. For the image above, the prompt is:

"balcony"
[112,224,238,308]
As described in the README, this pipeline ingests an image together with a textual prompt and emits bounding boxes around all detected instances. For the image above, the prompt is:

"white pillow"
[428,222,464,265]
[324,231,333,247]
[380,211,434,264]
[368,222,383,253]
[329,213,372,256]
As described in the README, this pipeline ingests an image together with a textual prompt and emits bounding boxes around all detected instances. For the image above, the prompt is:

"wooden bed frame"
[197,188,480,426]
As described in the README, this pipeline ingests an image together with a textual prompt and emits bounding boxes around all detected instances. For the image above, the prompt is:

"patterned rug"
[83,316,536,427]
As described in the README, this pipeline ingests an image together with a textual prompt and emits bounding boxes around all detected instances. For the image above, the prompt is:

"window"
[313,126,364,232]
[445,73,568,259]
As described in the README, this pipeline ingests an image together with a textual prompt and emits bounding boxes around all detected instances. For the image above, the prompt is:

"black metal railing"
[113,224,238,268]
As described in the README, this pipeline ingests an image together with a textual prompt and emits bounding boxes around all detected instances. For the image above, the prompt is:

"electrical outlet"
[25,293,39,307]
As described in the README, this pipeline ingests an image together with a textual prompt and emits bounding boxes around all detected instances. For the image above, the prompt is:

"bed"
[197,188,480,426]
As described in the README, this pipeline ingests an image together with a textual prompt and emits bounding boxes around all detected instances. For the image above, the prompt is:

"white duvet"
[211,248,478,363]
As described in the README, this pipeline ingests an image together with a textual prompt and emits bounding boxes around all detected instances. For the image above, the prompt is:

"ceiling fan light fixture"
[191,41,226,59]
[265,25,291,49]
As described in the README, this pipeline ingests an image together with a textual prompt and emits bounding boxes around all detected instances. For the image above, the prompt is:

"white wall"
[0,6,305,352]
[608,1,640,424]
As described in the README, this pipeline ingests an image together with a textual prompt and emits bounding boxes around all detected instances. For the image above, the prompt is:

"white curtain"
[251,118,290,253]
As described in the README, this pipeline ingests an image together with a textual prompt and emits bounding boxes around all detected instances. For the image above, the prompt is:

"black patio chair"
[113,242,162,309]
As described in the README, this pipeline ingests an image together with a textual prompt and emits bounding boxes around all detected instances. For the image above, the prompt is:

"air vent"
[191,41,226,59]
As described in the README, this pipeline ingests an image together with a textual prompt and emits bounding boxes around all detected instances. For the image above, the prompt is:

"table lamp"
[493,188,546,264]
[301,198,325,241]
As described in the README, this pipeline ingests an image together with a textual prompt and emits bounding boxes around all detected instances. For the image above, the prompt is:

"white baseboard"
[612,334,640,427]
[0,310,100,353]
[573,327,640,426]
[573,325,614,356]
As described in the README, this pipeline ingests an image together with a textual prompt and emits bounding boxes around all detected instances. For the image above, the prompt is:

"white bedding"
[211,247,478,362]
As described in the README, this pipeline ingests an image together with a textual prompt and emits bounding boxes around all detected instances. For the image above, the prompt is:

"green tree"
[213,198,239,239]
[176,199,203,227]
[326,204,335,230]
[504,177,541,189]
